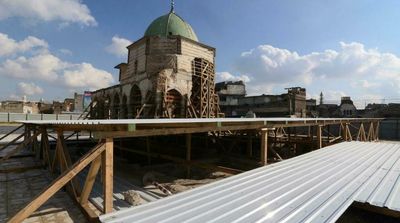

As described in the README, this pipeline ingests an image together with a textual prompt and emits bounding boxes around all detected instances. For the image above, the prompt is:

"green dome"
[144,12,199,42]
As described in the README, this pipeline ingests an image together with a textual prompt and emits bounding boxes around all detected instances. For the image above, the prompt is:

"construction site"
[0,2,399,223]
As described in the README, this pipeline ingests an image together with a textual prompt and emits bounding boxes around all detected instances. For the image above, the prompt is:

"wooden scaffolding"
[189,58,220,118]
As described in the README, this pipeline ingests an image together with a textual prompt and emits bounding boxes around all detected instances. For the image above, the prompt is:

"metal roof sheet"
[99,141,400,223]
[20,117,381,125]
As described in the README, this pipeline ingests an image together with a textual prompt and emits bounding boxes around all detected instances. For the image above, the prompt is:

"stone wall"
[92,35,216,119]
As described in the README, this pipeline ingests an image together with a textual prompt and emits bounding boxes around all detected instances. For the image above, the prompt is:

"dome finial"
[170,0,175,13]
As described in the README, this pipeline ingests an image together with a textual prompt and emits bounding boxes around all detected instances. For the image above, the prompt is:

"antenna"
[170,0,175,13]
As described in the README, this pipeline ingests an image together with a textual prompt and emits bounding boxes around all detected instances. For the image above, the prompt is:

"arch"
[121,94,128,119]
[104,95,112,119]
[97,99,105,119]
[165,89,184,118]
[91,97,99,119]
[129,85,142,118]
[112,93,121,119]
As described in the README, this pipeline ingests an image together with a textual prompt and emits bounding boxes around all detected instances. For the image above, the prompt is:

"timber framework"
[0,117,383,222]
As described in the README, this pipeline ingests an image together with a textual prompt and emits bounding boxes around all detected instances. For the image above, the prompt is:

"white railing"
[0,113,81,123]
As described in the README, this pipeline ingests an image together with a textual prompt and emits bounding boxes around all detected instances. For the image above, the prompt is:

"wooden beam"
[115,145,241,174]
[357,123,367,142]
[260,129,268,166]
[58,131,81,198]
[375,121,380,141]
[102,138,113,214]
[8,142,106,223]
[41,128,52,171]
[0,131,41,162]
[246,132,253,157]
[0,132,24,151]
[95,124,268,139]
[80,156,101,205]
[346,123,353,141]
[269,147,283,161]
[0,124,23,141]
[367,122,375,141]
[316,125,323,149]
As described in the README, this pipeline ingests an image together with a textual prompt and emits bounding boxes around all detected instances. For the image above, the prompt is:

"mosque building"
[91,2,220,119]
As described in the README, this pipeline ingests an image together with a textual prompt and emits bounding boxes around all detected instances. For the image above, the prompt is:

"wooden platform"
[0,117,383,222]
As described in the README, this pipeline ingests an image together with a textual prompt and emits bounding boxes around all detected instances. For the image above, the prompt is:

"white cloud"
[216,72,250,83]
[105,36,132,57]
[17,82,44,95]
[0,33,115,92]
[0,53,66,81]
[231,42,400,99]
[0,0,97,26]
[63,63,115,90]
[0,33,48,56]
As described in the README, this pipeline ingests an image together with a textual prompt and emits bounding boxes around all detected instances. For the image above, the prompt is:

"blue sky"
[0,0,399,106]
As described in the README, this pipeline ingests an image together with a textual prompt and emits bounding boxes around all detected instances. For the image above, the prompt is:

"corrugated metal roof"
[20,117,381,125]
[99,141,400,223]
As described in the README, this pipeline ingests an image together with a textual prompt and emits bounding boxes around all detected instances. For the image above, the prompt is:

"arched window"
[165,89,184,118]
[104,95,111,119]
[130,85,142,118]
[121,95,128,119]
[113,93,120,119]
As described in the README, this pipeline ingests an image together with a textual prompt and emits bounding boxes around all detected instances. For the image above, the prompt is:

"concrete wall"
[0,113,80,123]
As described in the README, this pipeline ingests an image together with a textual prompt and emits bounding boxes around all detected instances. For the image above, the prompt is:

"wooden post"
[309,126,314,149]
[41,128,51,171]
[146,137,151,165]
[346,123,352,141]
[246,131,253,157]
[317,125,323,149]
[103,138,113,214]
[186,134,192,178]
[327,125,330,141]
[357,123,367,141]
[367,122,375,141]
[260,129,269,166]
[375,122,380,141]
[57,131,81,198]
[33,128,39,158]
[0,131,41,162]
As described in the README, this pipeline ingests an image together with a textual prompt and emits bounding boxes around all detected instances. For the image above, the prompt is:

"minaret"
[319,92,324,105]
[170,0,175,13]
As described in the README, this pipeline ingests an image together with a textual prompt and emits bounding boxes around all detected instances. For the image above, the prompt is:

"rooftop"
[100,141,400,223]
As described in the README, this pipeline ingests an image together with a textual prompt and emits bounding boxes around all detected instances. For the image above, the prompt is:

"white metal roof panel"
[20,117,381,125]
[99,141,400,223]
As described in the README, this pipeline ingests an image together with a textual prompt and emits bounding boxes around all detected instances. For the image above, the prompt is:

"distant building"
[216,81,246,116]
[63,98,75,112]
[306,99,317,117]
[365,103,388,111]
[317,96,357,117]
[38,102,54,114]
[74,93,84,112]
[0,100,39,114]
[51,101,63,114]
[317,104,340,117]
[215,82,307,117]
[339,97,357,117]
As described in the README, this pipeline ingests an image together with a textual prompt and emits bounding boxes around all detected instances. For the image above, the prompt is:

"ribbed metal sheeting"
[20,117,379,125]
[100,141,400,223]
